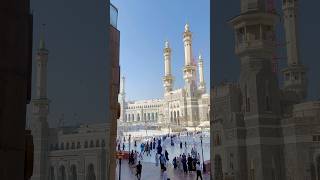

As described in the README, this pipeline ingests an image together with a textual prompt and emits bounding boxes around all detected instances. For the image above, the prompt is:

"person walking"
[180,141,183,149]
[162,167,168,180]
[160,153,166,171]
[155,153,159,166]
[165,150,169,161]
[136,161,142,180]
[182,154,188,174]
[196,161,203,180]
[172,157,177,169]
[122,143,125,151]
[187,154,193,173]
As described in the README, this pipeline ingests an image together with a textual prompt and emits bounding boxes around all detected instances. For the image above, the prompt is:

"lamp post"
[129,134,131,153]
[200,135,206,173]
[116,151,124,180]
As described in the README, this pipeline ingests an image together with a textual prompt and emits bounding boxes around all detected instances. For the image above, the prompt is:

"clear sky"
[111,0,210,101]
[27,0,209,127]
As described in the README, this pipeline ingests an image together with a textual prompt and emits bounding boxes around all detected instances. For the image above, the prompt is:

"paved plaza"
[116,132,211,180]
[116,160,210,180]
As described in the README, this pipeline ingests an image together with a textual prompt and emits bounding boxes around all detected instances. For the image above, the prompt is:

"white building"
[118,24,210,132]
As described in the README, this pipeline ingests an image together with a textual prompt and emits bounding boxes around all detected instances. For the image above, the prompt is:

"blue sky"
[111,0,210,101]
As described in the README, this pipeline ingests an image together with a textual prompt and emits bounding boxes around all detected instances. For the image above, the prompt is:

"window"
[66,142,70,150]
[84,141,88,148]
[313,135,320,142]
[71,142,75,149]
[77,142,81,149]
[96,140,100,147]
[266,96,271,111]
[102,140,106,147]
[90,140,94,148]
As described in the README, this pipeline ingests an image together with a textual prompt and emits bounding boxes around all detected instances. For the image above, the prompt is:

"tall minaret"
[198,54,206,94]
[30,26,50,180]
[229,0,284,179]
[183,24,197,97]
[282,0,307,101]
[118,76,126,122]
[163,41,174,93]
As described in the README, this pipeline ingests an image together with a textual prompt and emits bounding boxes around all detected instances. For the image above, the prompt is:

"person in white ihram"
[196,161,203,180]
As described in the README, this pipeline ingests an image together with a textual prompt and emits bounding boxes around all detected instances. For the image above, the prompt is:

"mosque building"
[211,0,320,179]
[118,24,211,132]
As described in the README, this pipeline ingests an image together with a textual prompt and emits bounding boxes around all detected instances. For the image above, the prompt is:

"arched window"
[132,114,135,121]
[49,166,55,180]
[84,141,88,148]
[71,142,75,149]
[55,143,59,150]
[152,113,154,121]
[137,114,140,121]
[96,140,100,147]
[148,113,150,121]
[77,142,81,149]
[69,165,77,180]
[170,112,173,123]
[90,140,94,148]
[174,111,177,124]
[128,114,131,122]
[86,164,96,180]
[58,165,66,180]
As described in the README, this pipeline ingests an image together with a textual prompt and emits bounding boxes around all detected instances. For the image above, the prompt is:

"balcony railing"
[110,3,118,28]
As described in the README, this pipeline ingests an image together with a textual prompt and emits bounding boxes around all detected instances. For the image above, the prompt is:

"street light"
[116,151,124,180]
[129,134,131,153]
[200,135,206,173]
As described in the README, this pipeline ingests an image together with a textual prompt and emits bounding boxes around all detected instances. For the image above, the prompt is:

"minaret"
[163,41,174,93]
[198,54,206,94]
[182,24,199,127]
[118,76,126,122]
[30,27,50,180]
[183,24,197,97]
[282,0,307,101]
[229,0,284,179]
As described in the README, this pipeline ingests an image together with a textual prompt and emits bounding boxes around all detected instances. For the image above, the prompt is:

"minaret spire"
[39,24,46,50]
[183,23,196,97]
[36,24,49,99]
[281,0,307,101]
[198,53,206,93]
[30,23,50,180]
[163,40,174,93]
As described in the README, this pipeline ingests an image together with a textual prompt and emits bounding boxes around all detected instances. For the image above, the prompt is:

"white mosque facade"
[118,24,210,132]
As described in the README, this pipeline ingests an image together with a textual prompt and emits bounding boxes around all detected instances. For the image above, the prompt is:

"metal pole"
[119,158,121,180]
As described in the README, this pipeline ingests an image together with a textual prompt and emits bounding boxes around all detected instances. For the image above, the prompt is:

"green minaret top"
[39,24,46,50]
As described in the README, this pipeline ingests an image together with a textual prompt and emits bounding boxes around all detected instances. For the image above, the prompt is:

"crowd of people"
[116,131,207,180]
